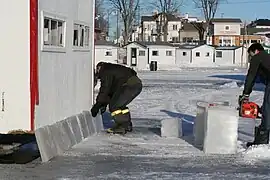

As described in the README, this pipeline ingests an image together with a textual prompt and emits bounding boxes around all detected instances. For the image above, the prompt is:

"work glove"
[238,94,249,106]
[100,106,107,114]
[91,104,100,117]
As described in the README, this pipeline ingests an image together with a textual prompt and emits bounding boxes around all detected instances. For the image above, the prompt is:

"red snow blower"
[238,101,261,119]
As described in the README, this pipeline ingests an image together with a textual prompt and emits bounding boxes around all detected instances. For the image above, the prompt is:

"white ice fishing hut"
[0,0,95,133]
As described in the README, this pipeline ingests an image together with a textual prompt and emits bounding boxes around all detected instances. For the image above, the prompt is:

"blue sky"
[182,0,270,21]
[106,0,270,38]
[150,0,270,22]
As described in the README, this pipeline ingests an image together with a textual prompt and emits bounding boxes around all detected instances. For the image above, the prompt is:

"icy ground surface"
[1,68,270,179]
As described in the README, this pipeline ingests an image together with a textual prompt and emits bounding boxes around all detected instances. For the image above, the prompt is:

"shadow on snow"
[160,110,201,150]
[101,111,161,136]
[209,74,265,92]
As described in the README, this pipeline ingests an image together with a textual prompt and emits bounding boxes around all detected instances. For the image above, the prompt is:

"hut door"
[131,48,137,66]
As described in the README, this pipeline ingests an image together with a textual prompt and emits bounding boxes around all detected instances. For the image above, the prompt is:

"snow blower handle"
[238,94,249,106]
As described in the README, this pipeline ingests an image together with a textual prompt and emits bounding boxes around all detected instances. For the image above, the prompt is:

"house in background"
[180,13,199,22]
[214,46,248,67]
[239,34,262,46]
[176,44,215,66]
[247,19,270,29]
[95,40,118,66]
[208,18,242,46]
[94,11,108,41]
[239,22,270,47]
[130,12,205,44]
[126,41,176,70]
[179,22,206,44]
[140,14,183,42]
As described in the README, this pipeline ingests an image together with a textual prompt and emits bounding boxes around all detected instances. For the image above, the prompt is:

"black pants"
[261,82,270,130]
[254,82,270,144]
[109,77,142,124]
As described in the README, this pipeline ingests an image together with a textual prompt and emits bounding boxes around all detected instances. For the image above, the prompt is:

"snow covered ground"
[1,67,270,179]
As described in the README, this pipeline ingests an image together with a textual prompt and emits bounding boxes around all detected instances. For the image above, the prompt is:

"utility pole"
[137,4,141,41]
[116,10,119,45]
[137,4,140,26]
[241,20,247,68]
[245,22,248,67]
[107,10,110,41]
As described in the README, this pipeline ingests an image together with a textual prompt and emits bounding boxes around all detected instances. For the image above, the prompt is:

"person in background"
[91,62,142,134]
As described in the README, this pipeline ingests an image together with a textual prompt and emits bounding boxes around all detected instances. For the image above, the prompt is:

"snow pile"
[240,84,244,89]
[242,145,270,162]
[173,63,221,68]
[219,81,239,89]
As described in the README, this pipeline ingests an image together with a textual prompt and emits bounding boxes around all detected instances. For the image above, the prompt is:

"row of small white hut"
[95,41,249,70]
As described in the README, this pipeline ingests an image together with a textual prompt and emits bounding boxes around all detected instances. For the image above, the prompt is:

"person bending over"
[91,62,142,134]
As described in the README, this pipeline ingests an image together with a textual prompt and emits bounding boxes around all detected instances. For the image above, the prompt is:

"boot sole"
[107,132,126,135]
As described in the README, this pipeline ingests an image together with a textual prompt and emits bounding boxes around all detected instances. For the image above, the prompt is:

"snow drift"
[219,81,239,89]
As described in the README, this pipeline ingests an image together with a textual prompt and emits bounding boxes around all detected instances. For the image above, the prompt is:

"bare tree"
[95,0,108,40]
[151,0,185,41]
[153,0,184,13]
[190,0,224,44]
[189,21,206,44]
[108,0,139,45]
[95,0,104,15]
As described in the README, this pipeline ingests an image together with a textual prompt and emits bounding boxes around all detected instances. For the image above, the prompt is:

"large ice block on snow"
[193,101,208,147]
[194,101,231,148]
[161,118,182,138]
[203,106,238,154]
[35,111,104,162]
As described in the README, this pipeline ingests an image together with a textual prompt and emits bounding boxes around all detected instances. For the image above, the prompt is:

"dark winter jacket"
[243,51,270,95]
[95,63,139,105]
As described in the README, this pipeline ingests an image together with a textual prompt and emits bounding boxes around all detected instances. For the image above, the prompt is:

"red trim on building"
[30,0,39,131]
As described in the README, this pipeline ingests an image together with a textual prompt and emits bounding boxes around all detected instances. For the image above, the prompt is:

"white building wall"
[213,48,248,67]
[167,21,182,41]
[36,0,94,129]
[176,49,192,64]
[148,45,176,65]
[214,23,241,36]
[234,47,248,67]
[214,50,234,66]
[0,1,31,132]
[95,45,118,66]
[255,26,270,29]
[142,21,156,41]
[142,21,182,42]
[191,46,214,66]
[126,43,148,70]
[136,48,149,70]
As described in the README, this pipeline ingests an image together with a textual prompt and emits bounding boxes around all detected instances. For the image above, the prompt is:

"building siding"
[95,45,118,66]
[191,45,214,65]
[126,43,148,70]
[148,45,176,66]
[0,0,31,132]
[176,49,192,64]
[36,0,94,129]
